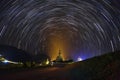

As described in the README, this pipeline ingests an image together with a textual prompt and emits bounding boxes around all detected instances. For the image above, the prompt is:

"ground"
[0,51,120,80]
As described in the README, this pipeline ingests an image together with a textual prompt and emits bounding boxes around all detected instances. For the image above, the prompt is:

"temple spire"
[58,49,61,56]
[55,49,63,62]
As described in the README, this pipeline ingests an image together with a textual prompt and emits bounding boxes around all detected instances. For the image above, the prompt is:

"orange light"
[45,26,75,61]
[48,36,66,60]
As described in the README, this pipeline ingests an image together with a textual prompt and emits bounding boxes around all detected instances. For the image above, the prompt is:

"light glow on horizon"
[2,59,19,64]
[77,57,83,61]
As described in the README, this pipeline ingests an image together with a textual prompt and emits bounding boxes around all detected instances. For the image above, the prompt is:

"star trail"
[0,0,120,60]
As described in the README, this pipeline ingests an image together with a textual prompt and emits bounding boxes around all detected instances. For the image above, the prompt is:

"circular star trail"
[0,0,120,60]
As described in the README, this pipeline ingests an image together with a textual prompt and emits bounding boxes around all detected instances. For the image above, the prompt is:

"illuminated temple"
[55,50,63,62]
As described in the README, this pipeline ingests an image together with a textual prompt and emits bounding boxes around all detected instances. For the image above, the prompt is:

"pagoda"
[55,50,63,62]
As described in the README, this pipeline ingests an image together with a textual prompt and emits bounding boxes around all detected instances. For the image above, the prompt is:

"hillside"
[53,51,120,80]
[0,51,120,80]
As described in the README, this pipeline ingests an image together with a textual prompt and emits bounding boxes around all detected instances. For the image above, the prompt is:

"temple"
[55,50,63,62]
[52,50,73,66]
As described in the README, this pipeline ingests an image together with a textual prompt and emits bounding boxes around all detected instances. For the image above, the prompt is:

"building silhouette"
[55,50,63,62]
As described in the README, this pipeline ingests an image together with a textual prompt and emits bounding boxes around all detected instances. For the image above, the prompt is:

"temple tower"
[56,50,63,62]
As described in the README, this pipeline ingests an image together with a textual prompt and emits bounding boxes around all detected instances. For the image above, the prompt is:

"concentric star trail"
[0,0,120,60]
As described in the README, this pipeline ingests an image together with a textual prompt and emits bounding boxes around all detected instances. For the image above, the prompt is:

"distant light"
[77,57,82,61]
[2,60,9,63]
[50,62,54,66]
[46,59,49,65]
[2,59,19,64]
[39,63,42,66]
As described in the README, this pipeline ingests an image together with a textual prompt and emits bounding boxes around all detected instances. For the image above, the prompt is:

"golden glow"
[48,36,66,60]
[47,33,68,60]
[0,57,5,61]
[46,26,75,61]
[46,59,49,65]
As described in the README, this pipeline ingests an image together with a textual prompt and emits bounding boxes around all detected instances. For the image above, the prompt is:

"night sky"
[0,0,120,61]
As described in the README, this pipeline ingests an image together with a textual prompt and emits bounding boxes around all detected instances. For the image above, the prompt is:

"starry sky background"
[0,0,120,60]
